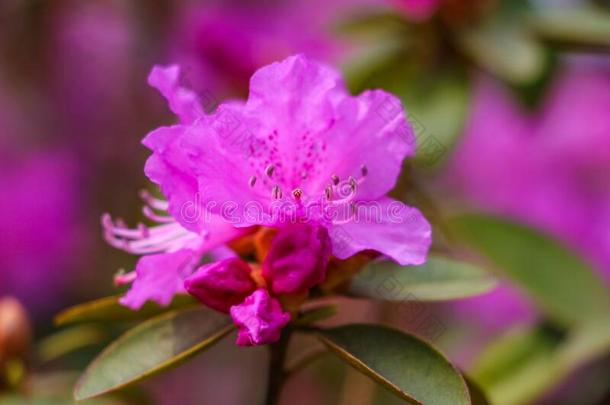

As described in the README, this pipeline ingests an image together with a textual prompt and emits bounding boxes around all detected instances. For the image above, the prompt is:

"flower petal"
[329,198,431,265]
[180,55,414,227]
[317,90,415,200]
[142,125,200,232]
[120,249,199,310]
[143,125,247,242]
[148,65,203,124]
[229,289,291,346]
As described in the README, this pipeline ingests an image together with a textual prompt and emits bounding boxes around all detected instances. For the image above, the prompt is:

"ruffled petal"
[229,289,291,346]
[142,125,200,232]
[329,197,431,265]
[184,258,256,313]
[247,54,414,200]
[179,55,414,227]
[316,90,414,200]
[120,249,199,310]
[143,125,248,242]
[148,65,203,124]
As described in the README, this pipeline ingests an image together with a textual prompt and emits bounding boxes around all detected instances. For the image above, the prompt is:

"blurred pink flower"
[166,0,376,97]
[446,60,610,336]
[0,151,83,315]
[50,1,136,134]
[105,55,431,344]
[230,289,291,347]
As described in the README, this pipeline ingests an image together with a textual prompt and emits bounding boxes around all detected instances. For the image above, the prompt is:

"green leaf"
[55,294,197,326]
[472,319,610,405]
[348,256,497,301]
[458,21,546,85]
[450,214,610,326]
[530,7,610,50]
[74,307,233,400]
[472,326,560,405]
[403,70,470,167]
[293,305,338,326]
[318,324,470,405]
[38,325,107,362]
[558,314,610,373]
[464,376,491,405]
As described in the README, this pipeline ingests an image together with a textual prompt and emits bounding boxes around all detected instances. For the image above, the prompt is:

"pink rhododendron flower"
[0,80,86,317]
[161,54,431,264]
[104,54,431,345]
[230,289,291,347]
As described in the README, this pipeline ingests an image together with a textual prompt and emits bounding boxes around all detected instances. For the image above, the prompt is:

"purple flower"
[262,222,332,295]
[185,258,256,313]
[105,55,431,344]
[0,80,85,316]
[230,289,291,347]
[102,60,252,310]
[166,0,377,96]
[446,60,610,338]
[0,151,84,315]
[146,54,431,265]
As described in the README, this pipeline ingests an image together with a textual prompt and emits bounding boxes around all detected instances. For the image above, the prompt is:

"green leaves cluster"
[450,213,610,404]
[51,253,496,403]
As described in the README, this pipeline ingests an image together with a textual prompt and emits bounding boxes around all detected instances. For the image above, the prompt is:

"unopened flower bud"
[184,258,256,313]
[262,222,331,295]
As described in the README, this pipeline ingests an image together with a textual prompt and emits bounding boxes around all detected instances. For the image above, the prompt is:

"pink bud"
[230,289,290,346]
[184,258,256,313]
[263,222,331,295]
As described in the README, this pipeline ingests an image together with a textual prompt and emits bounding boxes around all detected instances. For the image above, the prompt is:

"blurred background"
[1,0,609,404]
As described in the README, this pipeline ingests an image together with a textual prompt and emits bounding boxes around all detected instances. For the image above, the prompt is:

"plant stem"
[264,328,292,405]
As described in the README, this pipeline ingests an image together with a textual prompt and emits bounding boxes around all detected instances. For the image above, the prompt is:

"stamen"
[265,165,275,178]
[142,206,174,223]
[114,269,136,286]
[272,185,282,199]
[349,176,358,191]
[325,186,333,200]
[139,189,169,210]
[360,164,368,177]
[331,174,340,185]
[137,223,150,238]
[249,176,257,187]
